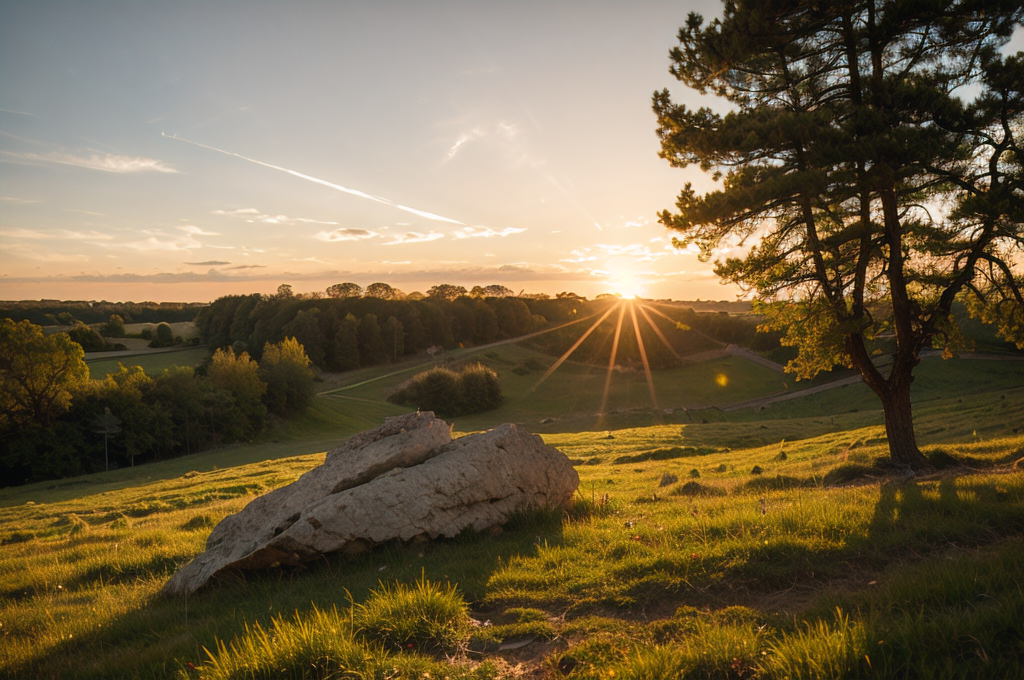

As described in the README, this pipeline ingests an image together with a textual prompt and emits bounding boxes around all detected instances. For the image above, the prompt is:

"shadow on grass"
[17,505,578,680]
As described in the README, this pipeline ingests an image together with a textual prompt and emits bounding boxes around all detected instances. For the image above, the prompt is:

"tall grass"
[355,576,471,653]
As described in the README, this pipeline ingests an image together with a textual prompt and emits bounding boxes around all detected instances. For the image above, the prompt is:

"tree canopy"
[0,319,89,428]
[655,0,1023,468]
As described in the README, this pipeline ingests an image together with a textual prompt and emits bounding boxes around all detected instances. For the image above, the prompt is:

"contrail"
[161,133,466,225]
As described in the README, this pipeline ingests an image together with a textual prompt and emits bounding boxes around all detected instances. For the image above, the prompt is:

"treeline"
[195,289,589,371]
[0,319,315,487]
[0,300,205,326]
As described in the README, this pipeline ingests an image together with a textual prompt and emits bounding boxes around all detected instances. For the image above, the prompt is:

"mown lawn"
[1,380,1022,679]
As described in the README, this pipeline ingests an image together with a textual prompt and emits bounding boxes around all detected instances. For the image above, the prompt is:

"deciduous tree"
[0,319,89,428]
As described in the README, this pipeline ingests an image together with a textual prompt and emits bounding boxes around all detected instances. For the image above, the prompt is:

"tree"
[358,314,387,365]
[326,282,363,298]
[365,282,404,300]
[276,283,295,299]
[261,337,315,416]
[101,314,126,338]
[92,407,121,472]
[381,316,405,362]
[282,308,325,366]
[67,323,107,351]
[152,322,175,347]
[0,319,90,428]
[655,0,1023,469]
[427,284,469,301]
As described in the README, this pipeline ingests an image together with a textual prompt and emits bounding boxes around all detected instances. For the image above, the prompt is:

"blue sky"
[2,3,1018,303]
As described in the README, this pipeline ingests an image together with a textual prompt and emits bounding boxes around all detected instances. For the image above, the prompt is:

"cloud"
[213,208,337,225]
[560,248,598,263]
[123,234,201,251]
[226,264,266,270]
[0,228,113,241]
[165,134,467,225]
[178,225,221,236]
[1,196,40,204]
[595,243,668,263]
[444,122,522,162]
[185,260,230,266]
[3,150,177,173]
[314,228,381,242]
[384,231,445,245]
[452,226,526,239]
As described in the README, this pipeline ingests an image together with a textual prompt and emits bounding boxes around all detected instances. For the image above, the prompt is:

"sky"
[0,1,742,303]
[3,3,1017,304]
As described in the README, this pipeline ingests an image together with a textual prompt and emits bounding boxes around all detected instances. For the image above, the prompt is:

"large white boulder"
[162,413,578,595]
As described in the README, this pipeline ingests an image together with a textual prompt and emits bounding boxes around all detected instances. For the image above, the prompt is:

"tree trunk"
[846,336,931,470]
[878,374,930,470]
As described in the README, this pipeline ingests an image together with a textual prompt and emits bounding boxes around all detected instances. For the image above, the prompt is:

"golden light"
[606,272,646,300]
[715,373,729,387]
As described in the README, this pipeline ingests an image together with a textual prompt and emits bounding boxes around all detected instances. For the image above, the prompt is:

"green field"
[86,347,211,380]
[2,351,1023,679]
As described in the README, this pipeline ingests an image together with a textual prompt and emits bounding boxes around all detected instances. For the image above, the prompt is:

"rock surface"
[162,412,579,595]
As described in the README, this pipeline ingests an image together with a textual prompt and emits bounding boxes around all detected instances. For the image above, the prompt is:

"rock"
[162,413,578,595]
[658,473,678,487]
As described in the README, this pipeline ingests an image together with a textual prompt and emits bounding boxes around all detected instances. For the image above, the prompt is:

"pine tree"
[655,0,1023,468]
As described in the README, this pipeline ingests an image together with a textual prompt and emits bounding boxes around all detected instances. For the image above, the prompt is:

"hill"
[1,356,1022,678]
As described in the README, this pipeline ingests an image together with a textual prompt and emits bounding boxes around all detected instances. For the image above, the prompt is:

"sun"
[607,272,646,300]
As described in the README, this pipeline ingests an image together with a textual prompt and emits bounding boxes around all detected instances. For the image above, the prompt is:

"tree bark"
[847,335,931,470]
[878,369,931,470]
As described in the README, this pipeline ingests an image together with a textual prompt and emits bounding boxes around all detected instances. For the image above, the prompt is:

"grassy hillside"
[1,373,1022,679]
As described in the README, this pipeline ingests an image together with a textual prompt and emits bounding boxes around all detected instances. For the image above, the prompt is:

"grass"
[2,356,1023,678]
[86,347,211,379]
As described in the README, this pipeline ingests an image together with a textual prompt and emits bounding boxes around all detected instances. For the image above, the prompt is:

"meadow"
[1,349,1022,679]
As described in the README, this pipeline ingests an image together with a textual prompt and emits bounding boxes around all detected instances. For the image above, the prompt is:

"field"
[86,347,212,380]
[2,350,1023,679]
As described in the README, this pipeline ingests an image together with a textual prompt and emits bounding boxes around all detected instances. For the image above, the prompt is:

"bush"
[149,322,175,347]
[66,323,107,351]
[388,363,502,418]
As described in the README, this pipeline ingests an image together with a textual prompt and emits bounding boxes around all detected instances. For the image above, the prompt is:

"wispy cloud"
[0,228,113,241]
[213,208,337,225]
[179,225,221,236]
[560,248,598,263]
[185,260,230,266]
[452,226,526,239]
[226,264,266,270]
[123,234,201,251]
[3,150,177,173]
[314,228,381,242]
[164,134,466,225]
[384,231,445,245]
[444,122,521,162]
[1,196,40,204]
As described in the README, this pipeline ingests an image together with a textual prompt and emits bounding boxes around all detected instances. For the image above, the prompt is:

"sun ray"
[531,304,618,391]
[644,302,725,347]
[598,303,627,416]
[629,302,658,409]
[638,304,685,362]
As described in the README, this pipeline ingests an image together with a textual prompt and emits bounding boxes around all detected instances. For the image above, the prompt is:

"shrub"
[356,576,471,654]
[388,363,502,418]
[148,322,175,347]
[67,323,107,351]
